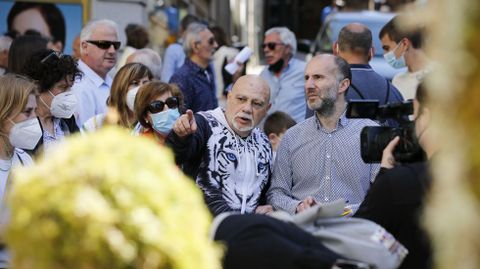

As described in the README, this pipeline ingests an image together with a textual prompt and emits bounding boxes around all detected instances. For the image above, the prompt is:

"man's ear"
[266,102,272,112]
[191,41,199,54]
[81,41,88,54]
[268,133,279,144]
[333,41,339,55]
[367,46,375,61]
[338,78,350,94]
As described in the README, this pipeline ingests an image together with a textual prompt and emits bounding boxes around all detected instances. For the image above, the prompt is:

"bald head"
[336,23,372,62]
[231,75,271,103]
[225,75,271,137]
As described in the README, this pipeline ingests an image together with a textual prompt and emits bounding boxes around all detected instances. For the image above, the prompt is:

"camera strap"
[349,83,365,99]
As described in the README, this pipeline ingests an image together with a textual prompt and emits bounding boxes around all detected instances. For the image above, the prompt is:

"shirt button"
[325,176,330,180]
[328,134,332,138]
[326,154,331,158]
[324,197,329,202]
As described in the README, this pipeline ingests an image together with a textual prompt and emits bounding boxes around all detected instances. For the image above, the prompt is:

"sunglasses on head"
[40,50,64,64]
[148,97,179,114]
[86,40,121,50]
[261,42,285,50]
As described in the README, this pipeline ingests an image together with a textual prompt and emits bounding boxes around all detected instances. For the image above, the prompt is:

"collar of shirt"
[185,58,213,75]
[314,109,349,133]
[77,60,113,88]
[349,64,372,71]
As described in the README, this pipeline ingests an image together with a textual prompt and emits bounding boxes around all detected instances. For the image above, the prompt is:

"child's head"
[264,111,296,151]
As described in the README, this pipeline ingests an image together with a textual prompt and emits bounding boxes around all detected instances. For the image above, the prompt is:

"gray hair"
[80,19,119,53]
[265,27,297,56]
[0,36,12,51]
[127,48,162,79]
[183,22,209,57]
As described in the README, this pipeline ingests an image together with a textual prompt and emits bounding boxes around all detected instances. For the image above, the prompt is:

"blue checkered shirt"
[267,112,380,214]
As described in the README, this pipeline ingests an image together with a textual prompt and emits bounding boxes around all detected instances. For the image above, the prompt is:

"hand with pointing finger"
[173,109,197,138]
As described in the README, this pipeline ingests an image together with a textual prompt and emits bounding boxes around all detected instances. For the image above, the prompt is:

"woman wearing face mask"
[21,49,82,156]
[133,81,184,144]
[82,62,152,132]
[0,74,40,210]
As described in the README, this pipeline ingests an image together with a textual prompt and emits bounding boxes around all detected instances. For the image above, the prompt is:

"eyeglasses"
[207,37,216,46]
[148,97,179,114]
[40,50,64,64]
[261,42,285,50]
[86,40,121,50]
[196,37,216,46]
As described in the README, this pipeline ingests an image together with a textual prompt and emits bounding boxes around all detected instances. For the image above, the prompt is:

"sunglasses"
[40,50,64,64]
[261,42,285,50]
[86,40,121,50]
[207,37,216,46]
[148,97,179,114]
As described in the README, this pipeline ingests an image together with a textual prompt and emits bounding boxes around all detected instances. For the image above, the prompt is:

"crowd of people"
[0,7,433,269]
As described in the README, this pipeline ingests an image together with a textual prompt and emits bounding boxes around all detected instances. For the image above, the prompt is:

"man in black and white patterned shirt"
[267,54,380,215]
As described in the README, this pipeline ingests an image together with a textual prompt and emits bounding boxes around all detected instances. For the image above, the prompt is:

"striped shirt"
[267,112,380,214]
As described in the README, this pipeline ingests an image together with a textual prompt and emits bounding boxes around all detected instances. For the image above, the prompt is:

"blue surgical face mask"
[383,43,406,69]
[151,108,180,134]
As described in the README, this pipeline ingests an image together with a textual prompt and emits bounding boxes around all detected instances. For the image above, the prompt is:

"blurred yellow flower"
[5,127,222,269]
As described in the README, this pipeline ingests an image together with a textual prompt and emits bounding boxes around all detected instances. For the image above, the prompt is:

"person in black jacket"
[354,81,436,269]
[21,49,82,157]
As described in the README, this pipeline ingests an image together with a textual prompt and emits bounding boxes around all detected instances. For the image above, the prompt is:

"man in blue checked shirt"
[267,54,380,215]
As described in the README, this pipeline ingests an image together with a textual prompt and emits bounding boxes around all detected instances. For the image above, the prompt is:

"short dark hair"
[210,26,229,47]
[263,111,296,136]
[7,2,66,47]
[125,24,149,49]
[180,14,200,32]
[21,49,82,93]
[333,55,352,82]
[338,24,372,57]
[8,35,49,74]
[379,15,425,49]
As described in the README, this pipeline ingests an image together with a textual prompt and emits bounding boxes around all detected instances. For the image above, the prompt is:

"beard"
[307,86,337,117]
[268,58,285,73]
[230,112,255,133]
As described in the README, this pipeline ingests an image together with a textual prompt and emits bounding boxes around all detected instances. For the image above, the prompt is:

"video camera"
[346,100,425,163]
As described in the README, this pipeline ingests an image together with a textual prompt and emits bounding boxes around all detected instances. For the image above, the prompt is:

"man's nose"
[107,44,117,53]
[242,102,253,113]
[305,78,315,89]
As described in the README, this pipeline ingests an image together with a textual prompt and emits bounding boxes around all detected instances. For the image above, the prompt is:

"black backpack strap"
[384,78,391,104]
[349,83,365,99]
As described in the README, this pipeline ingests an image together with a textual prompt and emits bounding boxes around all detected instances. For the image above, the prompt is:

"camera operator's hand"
[381,136,400,169]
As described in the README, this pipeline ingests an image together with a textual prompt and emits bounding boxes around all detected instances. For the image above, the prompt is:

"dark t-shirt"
[354,162,432,269]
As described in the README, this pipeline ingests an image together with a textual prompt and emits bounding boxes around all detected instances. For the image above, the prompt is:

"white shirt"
[72,60,113,127]
[392,68,430,100]
[0,149,33,209]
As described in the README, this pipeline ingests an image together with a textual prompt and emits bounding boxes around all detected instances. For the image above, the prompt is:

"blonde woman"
[82,62,153,131]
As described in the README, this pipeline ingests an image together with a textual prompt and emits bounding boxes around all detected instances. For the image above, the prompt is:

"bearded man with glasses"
[260,27,307,124]
[71,19,120,127]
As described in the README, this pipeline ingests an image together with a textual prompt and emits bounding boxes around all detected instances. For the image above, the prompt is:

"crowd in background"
[0,2,434,269]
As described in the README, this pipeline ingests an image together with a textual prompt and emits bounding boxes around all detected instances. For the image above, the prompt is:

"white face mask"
[126,86,140,112]
[41,91,78,118]
[9,118,42,150]
[383,43,406,69]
